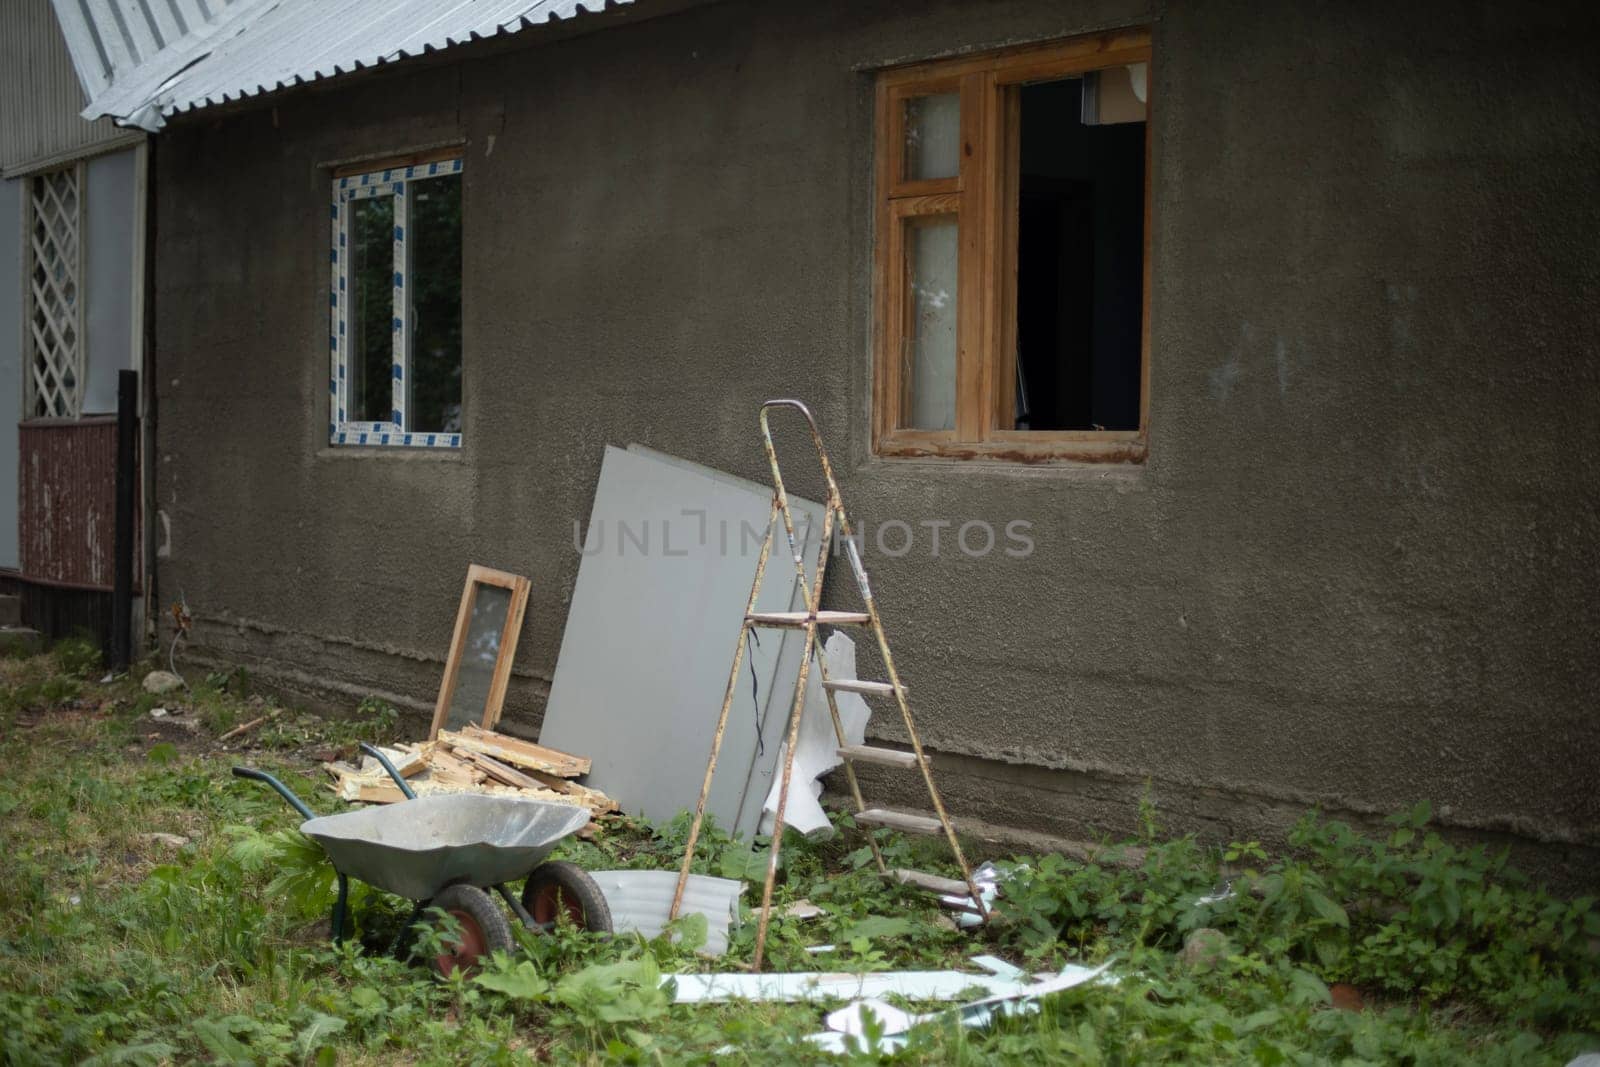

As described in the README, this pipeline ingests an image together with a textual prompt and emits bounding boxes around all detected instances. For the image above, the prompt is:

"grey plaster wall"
[152,0,1600,879]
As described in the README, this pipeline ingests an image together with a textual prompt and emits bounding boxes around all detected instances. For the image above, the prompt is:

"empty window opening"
[1014,74,1145,432]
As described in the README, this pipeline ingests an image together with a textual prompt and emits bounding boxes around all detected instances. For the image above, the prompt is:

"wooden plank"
[460,724,591,775]
[955,69,985,443]
[342,775,587,808]
[393,744,431,779]
[857,808,944,835]
[428,568,479,740]
[456,748,542,790]
[217,708,280,742]
[517,766,620,814]
[994,86,1022,432]
[351,744,428,779]
[745,611,871,628]
[346,783,409,804]
[426,746,484,786]
[823,679,899,696]
[872,73,895,449]
[446,725,590,777]
[887,868,970,896]
[446,746,615,815]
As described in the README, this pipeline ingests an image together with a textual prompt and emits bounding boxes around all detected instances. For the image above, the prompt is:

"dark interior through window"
[1014,75,1145,431]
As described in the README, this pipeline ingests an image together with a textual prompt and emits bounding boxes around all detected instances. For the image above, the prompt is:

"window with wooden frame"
[429,565,532,739]
[329,150,463,448]
[873,29,1152,463]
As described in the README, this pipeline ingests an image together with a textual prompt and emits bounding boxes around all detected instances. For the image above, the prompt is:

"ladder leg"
[670,501,779,922]
[751,464,836,971]
[751,619,820,972]
[870,617,990,920]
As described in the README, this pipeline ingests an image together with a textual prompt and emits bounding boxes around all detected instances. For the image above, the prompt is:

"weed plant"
[0,647,1595,1064]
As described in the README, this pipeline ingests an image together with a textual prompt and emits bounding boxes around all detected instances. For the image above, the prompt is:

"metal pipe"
[109,369,137,672]
[358,742,417,799]
[230,766,317,820]
[494,883,542,931]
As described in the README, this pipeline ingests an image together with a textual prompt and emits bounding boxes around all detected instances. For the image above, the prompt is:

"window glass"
[349,195,394,424]
[407,173,463,434]
[905,215,959,430]
[443,583,510,733]
[903,93,960,182]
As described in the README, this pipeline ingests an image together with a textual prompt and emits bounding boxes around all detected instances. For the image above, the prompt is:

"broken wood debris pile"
[322,724,617,818]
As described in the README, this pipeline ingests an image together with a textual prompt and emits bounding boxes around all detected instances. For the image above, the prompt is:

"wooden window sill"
[874,433,1147,465]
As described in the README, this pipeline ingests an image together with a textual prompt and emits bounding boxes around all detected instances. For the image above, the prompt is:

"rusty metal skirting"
[19,417,141,593]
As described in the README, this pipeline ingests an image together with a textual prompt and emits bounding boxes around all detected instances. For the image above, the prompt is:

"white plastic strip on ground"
[668,968,1028,1005]
[802,960,1115,1054]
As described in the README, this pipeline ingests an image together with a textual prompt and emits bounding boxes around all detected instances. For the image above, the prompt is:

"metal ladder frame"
[669,398,989,971]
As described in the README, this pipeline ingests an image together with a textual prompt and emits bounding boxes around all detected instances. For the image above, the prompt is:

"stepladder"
[668,398,991,971]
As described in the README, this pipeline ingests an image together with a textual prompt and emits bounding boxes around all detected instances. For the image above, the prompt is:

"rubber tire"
[427,884,513,977]
[521,861,614,934]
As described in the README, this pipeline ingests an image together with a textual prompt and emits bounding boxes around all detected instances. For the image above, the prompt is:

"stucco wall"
[152,0,1600,880]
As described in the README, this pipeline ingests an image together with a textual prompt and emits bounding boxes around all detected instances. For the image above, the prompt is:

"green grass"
[0,646,1595,1064]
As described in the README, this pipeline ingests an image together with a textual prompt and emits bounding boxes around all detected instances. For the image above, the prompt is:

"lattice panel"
[27,168,82,419]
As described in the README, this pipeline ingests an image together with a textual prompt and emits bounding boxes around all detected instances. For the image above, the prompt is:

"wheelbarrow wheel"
[427,884,513,977]
[522,861,613,934]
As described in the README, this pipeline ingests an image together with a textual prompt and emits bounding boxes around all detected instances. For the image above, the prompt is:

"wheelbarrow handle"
[231,766,317,820]
[358,742,417,800]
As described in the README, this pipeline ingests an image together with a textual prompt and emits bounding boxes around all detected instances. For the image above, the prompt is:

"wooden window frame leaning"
[872,28,1154,464]
[328,147,464,449]
[428,564,532,740]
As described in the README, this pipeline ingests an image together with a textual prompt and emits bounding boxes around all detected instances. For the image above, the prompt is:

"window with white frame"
[329,156,463,447]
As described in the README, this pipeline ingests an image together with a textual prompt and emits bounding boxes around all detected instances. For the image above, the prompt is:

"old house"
[48,0,1599,881]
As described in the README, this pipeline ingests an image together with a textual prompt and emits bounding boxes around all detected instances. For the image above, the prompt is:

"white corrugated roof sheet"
[52,0,631,131]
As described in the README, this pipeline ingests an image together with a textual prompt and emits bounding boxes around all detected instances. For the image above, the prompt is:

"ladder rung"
[887,868,969,896]
[837,744,925,769]
[745,611,871,628]
[856,808,944,835]
[823,679,900,697]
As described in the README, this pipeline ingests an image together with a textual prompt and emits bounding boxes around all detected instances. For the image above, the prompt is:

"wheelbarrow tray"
[300,793,590,901]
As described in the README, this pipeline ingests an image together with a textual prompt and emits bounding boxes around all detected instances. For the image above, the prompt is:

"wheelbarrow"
[232,743,612,975]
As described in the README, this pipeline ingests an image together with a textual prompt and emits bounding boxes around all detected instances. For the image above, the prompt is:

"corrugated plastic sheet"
[52,0,630,131]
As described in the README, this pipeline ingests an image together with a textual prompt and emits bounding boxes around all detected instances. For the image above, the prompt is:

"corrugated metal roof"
[51,0,632,132]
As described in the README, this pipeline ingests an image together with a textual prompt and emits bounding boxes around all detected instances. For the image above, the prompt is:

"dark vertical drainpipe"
[141,134,159,655]
[110,369,137,672]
